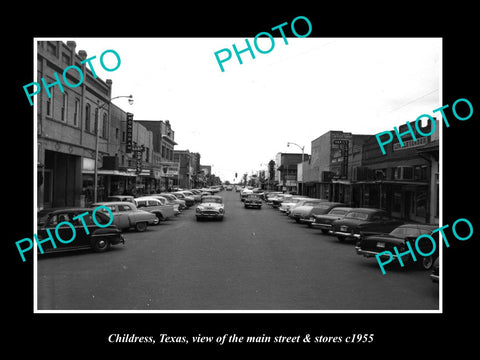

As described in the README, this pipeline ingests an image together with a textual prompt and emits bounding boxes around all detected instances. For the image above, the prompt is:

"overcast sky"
[57,37,441,183]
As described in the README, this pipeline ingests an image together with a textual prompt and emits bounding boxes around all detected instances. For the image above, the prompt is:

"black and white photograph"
[7,6,478,355]
[33,36,442,312]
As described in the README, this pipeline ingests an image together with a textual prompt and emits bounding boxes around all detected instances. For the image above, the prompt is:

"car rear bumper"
[332,231,361,239]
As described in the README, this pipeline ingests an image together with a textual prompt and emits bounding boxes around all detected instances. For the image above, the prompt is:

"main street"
[37,190,439,311]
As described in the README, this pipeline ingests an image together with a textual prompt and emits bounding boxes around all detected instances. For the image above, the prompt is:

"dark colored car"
[355,224,438,270]
[311,207,354,234]
[301,202,346,226]
[244,194,262,209]
[331,208,403,242]
[37,208,124,254]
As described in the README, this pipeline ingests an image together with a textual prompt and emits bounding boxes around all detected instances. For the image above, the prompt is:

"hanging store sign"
[126,112,134,153]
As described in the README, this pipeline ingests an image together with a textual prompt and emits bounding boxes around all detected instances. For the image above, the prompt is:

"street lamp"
[287,141,305,195]
[94,95,134,203]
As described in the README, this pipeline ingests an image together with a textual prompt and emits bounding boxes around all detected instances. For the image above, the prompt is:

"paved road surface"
[37,190,439,311]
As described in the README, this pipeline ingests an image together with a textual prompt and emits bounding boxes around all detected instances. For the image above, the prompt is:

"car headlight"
[196,207,202,213]
[219,208,224,213]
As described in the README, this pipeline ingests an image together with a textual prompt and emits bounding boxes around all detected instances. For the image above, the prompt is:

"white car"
[279,196,311,213]
[195,195,225,221]
[93,201,157,232]
[134,197,176,222]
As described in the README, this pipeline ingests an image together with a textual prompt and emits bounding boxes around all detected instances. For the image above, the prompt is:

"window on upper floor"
[61,92,68,122]
[85,103,91,132]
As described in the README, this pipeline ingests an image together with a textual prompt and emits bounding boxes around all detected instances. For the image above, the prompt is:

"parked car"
[226,185,233,191]
[189,189,203,201]
[431,257,439,283]
[355,224,438,270]
[147,194,180,215]
[107,195,134,203]
[36,207,124,254]
[311,207,354,234]
[173,191,195,207]
[134,197,176,223]
[331,208,404,242]
[180,190,201,202]
[160,193,186,211]
[279,196,310,213]
[288,199,327,222]
[92,201,157,232]
[195,195,225,221]
[271,194,293,208]
[244,194,262,209]
[302,202,347,226]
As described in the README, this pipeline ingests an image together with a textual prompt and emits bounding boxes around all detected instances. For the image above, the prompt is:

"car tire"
[93,237,110,252]
[135,222,148,232]
[337,236,346,242]
[153,215,161,225]
[321,229,329,234]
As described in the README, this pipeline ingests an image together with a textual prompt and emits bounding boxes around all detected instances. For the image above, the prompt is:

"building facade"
[136,120,179,191]
[37,41,155,209]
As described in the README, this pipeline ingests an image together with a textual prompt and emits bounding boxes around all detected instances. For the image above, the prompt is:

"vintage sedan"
[303,202,347,226]
[196,195,225,221]
[244,194,262,209]
[278,196,310,213]
[271,193,293,208]
[134,197,176,223]
[331,208,404,242]
[355,224,438,270]
[160,193,186,211]
[173,191,195,207]
[92,201,157,232]
[37,207,124,254]
[289,199,327,222]
[311,207,354,234]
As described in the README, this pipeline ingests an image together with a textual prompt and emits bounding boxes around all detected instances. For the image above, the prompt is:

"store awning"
[82,169,137,177]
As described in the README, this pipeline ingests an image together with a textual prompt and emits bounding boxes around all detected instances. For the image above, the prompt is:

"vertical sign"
[126,112,133,153]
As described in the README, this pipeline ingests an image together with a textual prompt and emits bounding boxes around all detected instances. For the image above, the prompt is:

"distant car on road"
[195,195,225,221]
[355,224,438,270]
[36,207,124,254]
[244,194,262,209]
[93,201,157,232]
[331,208,403,242]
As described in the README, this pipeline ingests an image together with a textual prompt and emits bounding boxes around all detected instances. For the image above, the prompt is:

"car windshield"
[202,197,222,204]
[390,226,422,237]
[345,211,369,220]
